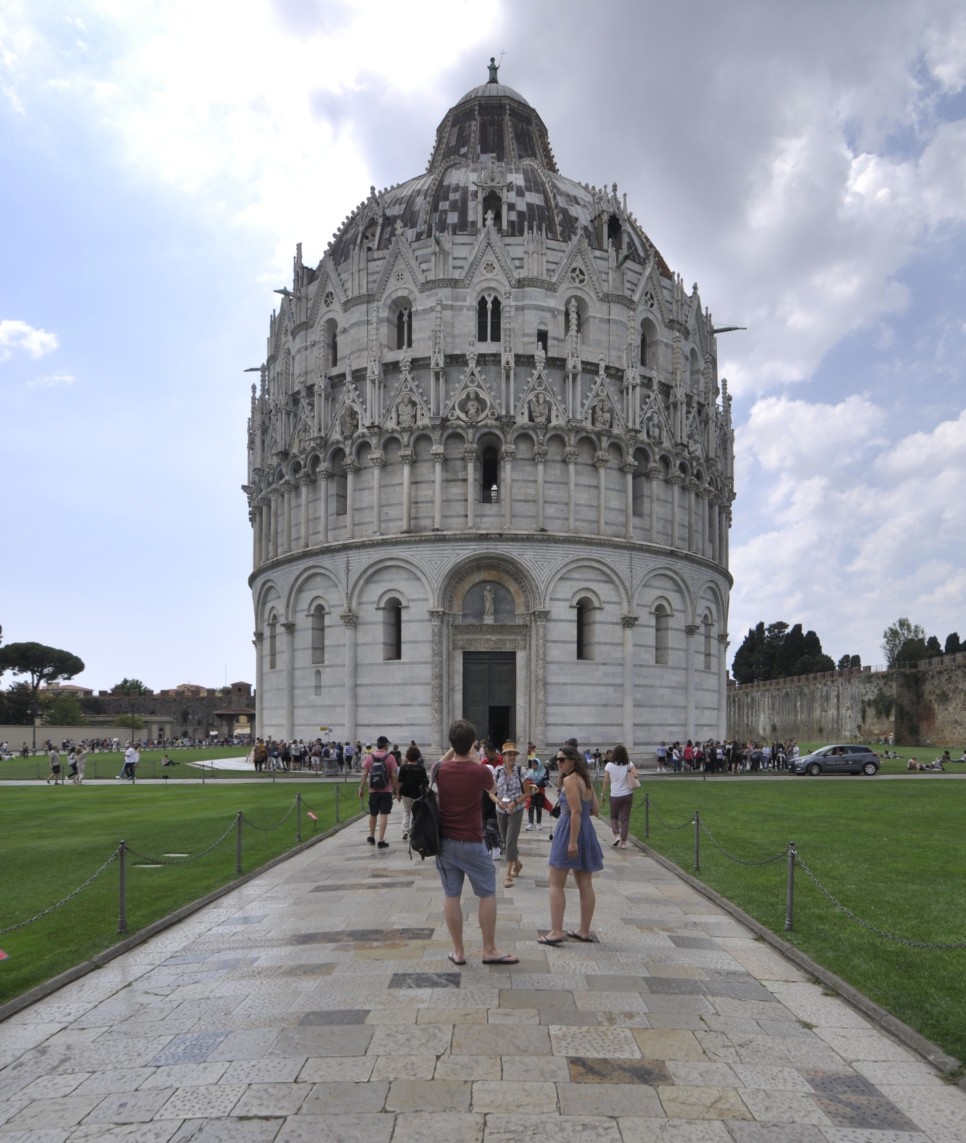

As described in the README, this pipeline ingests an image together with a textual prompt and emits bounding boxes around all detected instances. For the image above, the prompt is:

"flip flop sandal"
[567,930,598,943]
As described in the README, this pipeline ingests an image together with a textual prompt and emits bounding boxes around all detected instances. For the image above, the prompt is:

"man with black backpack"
[358,735,399,848]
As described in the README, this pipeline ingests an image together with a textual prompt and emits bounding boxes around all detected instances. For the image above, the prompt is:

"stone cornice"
[248,526,733,590]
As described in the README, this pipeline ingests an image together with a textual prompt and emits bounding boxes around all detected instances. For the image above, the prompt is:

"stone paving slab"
[0,814,964,1141]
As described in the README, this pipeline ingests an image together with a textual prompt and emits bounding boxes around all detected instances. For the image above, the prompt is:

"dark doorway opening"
[462,651,515,747]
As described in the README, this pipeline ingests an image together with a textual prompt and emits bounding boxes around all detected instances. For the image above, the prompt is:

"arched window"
[607,213,623,253]
[576,597,596,661]
[703,613,714,670]
[654,603,669,665]
[396,307,412,350]
[632,469,647,517]
[640,325,647,368]
[477,295,501,342]
[481,444,500,503]
[383,598,402,661]
[311,605,325,664]
[324,318,339,368]
[482,190,502,228]
[314,669,322,697]
[332,455,348,517]
[536,328,548,353]
[268,616,278,671]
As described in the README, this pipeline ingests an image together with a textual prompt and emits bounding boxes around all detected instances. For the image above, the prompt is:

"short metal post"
[117,841,128,933]
[644,792,650,839]
[235,811,243,875]
[296,793,302,843]
[693,809,700,871]
[785,841,796,931]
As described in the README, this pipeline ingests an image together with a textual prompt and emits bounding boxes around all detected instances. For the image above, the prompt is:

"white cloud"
[0,319,59,360]
[6,0,494,281]
[26,372,75,389]
[730,403,966,664]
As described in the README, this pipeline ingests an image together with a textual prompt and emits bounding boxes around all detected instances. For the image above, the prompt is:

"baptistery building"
[245,64,735,754]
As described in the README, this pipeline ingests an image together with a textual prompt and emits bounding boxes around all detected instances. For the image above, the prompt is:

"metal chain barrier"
[124,818,237,865]
[648,803,693,830]
[699,819,787,867]
[0,849,120,936]
[794,852,966,950]
[240,798,298,832]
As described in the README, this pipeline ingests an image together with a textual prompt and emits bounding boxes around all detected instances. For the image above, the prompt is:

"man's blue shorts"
[435,838,496,898]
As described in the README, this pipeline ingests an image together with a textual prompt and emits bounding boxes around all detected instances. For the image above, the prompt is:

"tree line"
[0,634,155,725]
[731,617,961,685]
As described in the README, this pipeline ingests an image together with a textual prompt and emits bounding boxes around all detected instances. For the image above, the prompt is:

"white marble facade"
[245,67,734,754]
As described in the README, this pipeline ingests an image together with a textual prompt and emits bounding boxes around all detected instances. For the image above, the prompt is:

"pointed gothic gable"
[461,224,517,287]
[385,356,430,432]
[635,263,668,326]
[371,223,424,299]
[516,353,565,427]
[582,372,624,433]
[684,284,710,352]
[684,404,706,462]
[334,376,367,439]
[554,235,604,299]
[288,399,315,455]
[444,341,501,425]
[307,261,347,330]
[640,386,672,446]
[269,302,294,362]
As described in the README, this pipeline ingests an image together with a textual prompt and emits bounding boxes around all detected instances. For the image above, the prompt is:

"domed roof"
[455,82,531,107]
[325,64,668,276]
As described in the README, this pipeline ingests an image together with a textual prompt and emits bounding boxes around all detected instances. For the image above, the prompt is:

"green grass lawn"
[625,775,966,1065]
[0,783,360,1004]
[0,746,362,782]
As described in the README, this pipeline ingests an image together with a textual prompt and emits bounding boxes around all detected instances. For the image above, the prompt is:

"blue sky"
[1,0,964,691]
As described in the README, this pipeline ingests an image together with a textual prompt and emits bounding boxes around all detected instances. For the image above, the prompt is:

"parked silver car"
[791,745,880,776]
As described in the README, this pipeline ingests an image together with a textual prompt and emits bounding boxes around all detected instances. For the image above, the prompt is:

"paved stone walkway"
[1,810,963,1142]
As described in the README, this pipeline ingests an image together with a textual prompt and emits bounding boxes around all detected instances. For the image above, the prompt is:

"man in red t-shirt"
[435,719,518,966]
[358,735,399,848]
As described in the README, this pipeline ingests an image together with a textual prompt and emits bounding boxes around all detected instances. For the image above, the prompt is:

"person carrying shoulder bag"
[601,743,637,849]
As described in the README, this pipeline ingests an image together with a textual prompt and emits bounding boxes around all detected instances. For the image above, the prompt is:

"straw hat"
[501,740,519,755]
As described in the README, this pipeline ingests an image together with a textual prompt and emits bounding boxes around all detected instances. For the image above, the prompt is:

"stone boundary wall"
[727,653,966,746]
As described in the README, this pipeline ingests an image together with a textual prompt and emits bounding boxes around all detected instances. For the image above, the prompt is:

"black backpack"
[368,752,389,789]
[409,765,441,860]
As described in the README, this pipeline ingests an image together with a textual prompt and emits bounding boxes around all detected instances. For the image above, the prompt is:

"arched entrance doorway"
[437,560,542,750]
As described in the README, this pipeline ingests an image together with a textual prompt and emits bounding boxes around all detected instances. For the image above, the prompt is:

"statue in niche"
[529,391,550,426]
[482,584,495,622]
[645,409,663,444]
[340,406,359,438]
[687,419,702,456]
[397,392,416,429]
[464,390,483,421]
[592,397,612,430]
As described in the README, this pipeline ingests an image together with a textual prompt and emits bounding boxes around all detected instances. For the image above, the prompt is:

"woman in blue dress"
[539,744,604,945]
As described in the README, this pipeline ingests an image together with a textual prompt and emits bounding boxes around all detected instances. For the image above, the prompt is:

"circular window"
[643,290,656,309]
[483,260,497,275]
[569,266,587,285]
[323,290,335,308]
